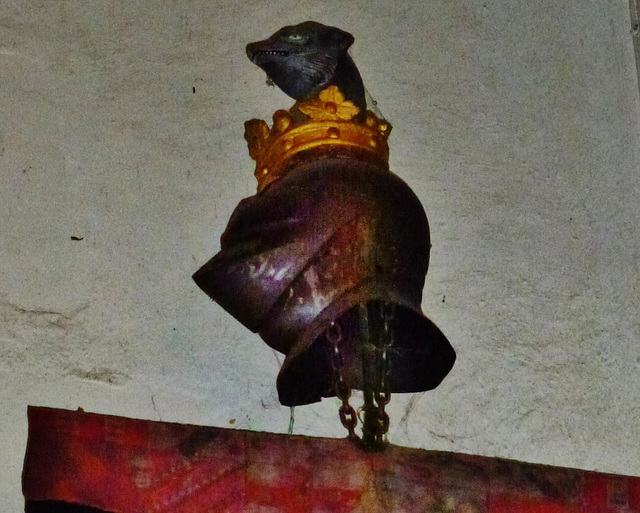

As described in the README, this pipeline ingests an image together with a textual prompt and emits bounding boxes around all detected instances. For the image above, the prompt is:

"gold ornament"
[297,86,360,121]
[244,86,392,193]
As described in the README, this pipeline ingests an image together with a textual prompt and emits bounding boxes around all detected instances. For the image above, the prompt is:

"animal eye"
[287,34,303,41]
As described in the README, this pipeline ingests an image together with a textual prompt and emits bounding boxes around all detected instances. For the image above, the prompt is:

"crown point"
[273,110,292,132]
[365,112,377,127]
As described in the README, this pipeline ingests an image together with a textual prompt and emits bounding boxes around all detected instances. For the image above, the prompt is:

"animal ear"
[324,27,354,51]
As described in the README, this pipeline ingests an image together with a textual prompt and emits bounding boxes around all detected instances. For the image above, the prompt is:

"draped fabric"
[23,407,640,513]
[193,157,456,406]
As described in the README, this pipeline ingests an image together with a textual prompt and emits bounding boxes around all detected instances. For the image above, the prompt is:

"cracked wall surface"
[1,1,640,509]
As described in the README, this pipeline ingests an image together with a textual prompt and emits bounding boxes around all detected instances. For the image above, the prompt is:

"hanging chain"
[361,301,395,449]
[328,303,395,446]
[375,302,395,441]
[328,320,359,441]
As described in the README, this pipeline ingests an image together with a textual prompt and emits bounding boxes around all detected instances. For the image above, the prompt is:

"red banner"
[23,407,640,512]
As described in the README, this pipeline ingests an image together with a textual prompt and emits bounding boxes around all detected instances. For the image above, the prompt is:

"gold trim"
[244,87,392,193]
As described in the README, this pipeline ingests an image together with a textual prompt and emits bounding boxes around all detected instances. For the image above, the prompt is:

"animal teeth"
[258,50,289,56]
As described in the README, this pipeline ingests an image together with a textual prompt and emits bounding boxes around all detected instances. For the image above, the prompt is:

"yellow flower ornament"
[297,86,360,121]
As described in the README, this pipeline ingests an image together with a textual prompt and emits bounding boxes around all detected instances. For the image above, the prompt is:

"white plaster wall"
[1,0,639,508]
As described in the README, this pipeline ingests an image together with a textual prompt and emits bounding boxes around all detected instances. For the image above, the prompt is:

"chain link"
[329,303,395,446]
[360,301,395,449]
[328,320,359,441]
[375,302,395,442]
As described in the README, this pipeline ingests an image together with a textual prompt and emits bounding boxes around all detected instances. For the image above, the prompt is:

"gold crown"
[244,86,392,193]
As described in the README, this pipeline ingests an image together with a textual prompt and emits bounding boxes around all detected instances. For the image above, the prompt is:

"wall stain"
[67,366,131,386]
[0,302,88,329]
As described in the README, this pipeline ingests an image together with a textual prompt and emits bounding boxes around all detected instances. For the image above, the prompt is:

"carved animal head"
[246,21,355,101]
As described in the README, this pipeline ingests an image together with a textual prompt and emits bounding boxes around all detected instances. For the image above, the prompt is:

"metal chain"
[328,304,395,446]
[328,320,359,441]
[375,302,395,442]
[361,301,395,449]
